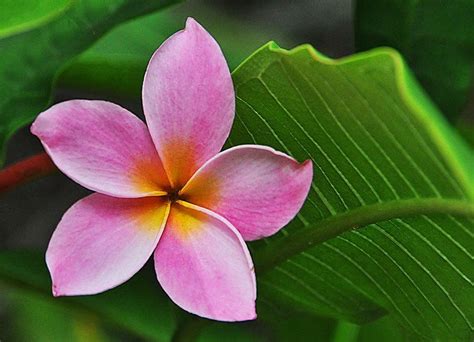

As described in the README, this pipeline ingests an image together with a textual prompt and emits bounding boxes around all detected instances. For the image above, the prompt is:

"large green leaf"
[0,0,179,164]
[230,43,474,341]
[354,0,474,120]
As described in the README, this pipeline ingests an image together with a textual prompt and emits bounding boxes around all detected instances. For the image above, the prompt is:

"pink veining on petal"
[142,17,235,188]
[47,194,170,296]
[31,100,170,198]
[181,145,313,241]
[154,202,256,321]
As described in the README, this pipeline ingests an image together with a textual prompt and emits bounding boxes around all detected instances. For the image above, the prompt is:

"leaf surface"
[230,43,474,340]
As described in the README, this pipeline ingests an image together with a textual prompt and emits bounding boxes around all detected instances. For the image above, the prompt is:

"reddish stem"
[0,152,57,193]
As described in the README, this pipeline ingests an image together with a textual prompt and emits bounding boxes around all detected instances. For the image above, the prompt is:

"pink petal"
[142,18,235,188]
[154,202,256,321]
[180,145,313,241]
[31,100,170,198]
[47,194,170,296]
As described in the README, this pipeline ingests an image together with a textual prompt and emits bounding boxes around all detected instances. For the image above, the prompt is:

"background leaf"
[0,0,71,39]
[57,4,292,99]
[3,290,110,342]
[3,291,81,342]
[0,0,180,165]
[354,0,474,121]
[229,43,474,340]
[0,250,178,341]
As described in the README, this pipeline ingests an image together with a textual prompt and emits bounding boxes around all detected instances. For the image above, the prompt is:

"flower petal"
[47,194,170,296]
[31,100,170,198]
[154,202,256,321]
[142,18,235,188]
[181,145,313,241]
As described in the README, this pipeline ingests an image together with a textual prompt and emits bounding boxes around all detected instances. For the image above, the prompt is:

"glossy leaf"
[355,0,474,120]
[230,43,474,341]
[0,0,179,164]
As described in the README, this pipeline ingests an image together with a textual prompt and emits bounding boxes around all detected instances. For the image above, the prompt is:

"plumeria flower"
[31,18,313,321]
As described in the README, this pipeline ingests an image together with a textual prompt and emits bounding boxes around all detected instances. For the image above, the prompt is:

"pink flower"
[31,18,313,321]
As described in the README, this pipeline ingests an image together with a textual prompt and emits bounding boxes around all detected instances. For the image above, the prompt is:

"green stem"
[254,198,474,273]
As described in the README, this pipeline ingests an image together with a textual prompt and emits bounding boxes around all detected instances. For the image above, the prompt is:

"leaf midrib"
[254,197,474,273]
